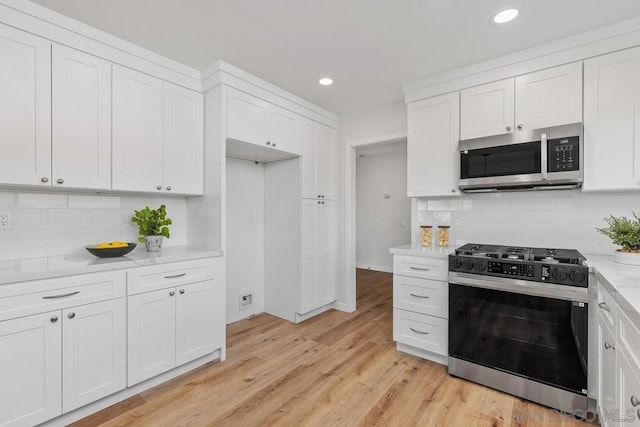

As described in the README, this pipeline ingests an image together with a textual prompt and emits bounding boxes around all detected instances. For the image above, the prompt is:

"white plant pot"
[614,250,640,266]
[144,235,164,252]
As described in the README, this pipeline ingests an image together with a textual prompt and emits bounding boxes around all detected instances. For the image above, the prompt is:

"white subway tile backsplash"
[17,193,68,208]
[48,209,106,225]
[68,195,121,209]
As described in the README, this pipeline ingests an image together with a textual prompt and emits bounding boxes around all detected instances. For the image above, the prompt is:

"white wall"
[0,191,187,260]
[412,190,640,256]
[356,144,410,272]
[225,157,265,323]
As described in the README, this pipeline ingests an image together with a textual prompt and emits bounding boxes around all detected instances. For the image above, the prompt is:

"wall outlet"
[0,213,11,230]
[240,293,253,310]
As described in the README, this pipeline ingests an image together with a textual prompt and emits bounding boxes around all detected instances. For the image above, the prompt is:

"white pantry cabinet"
[0,24,51,187]
[227,87,302,156]
[113,65,204,195]
[301,118,337,200]
[584,47,640,191]
[407,92,460,198]
[52,45,112,191]
[460,78,515,140]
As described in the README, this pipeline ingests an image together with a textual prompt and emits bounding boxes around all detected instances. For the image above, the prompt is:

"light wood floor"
[73,269,596,426]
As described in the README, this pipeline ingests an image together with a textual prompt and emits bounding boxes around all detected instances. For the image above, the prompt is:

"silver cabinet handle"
[164,273,186,279]
[409,328,430,335]
[409,293,430,299]
[517,124,523,130]
[166,186,171,191]
[169,291,175,296]
[50,316,58,323]
[156,185,162,190]
[41,177,49,183]
[598,302,611,312]
[43,291,79,299]
[409,266,430,271]
[604,342,615,350]
[506,125,512,131]
[56,178,64,184]
[632,396,640,407]
[179,289,185,294]
[68,312,75,319]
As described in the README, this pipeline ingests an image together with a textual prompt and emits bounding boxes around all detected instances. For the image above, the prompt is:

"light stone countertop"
[389,243,453,259]
[0,246,223,286]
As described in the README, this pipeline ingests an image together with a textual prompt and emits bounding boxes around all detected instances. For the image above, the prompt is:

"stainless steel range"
[448,244,589,415]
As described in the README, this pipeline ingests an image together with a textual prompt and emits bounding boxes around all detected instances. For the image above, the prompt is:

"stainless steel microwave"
[458,124,583,192]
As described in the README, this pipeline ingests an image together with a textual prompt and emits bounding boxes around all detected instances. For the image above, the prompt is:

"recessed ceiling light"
[319,78,333,86]
[493,8,519,24]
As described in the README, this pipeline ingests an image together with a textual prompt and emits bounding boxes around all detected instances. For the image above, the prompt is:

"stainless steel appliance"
[448,244,589,414]
[458,124,583,192]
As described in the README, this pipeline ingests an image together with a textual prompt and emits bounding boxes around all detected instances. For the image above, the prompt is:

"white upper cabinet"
[52,45,112,191]
[584,47,640,191]
[514,62,583,131]
[302,119,337,200]
[407,92,460,198]
[163,82,204,195]
[460,78,515,140]
[0,24,51,187]
[227,87,302,156]
[112,65,164,193]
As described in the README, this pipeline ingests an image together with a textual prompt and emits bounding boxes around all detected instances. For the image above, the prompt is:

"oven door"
[449,283,588,395]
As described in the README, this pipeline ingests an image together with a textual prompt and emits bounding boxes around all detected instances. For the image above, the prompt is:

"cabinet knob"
[321,195,325,198]
[506,126,512,131]
[266,141,271,146]
[604,341,615,350]
[56,178,64,184]
[317,194,322,198]
[632,396,640,407]
[50,315,58,323]
[156,185,162,190]
[67,312,75,319]
[272,143,277,147]
[166,186,172,191]
[169,291,175,296]
[317,201,321,204]
[41,177,49,183]
[452,188,457,193]
[180,289,185,294]
[517,124,523,130]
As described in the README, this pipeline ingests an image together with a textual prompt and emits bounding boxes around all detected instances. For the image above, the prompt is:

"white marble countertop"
[586,254,640,326]
[389,243,453,259]
[0,246,223,285]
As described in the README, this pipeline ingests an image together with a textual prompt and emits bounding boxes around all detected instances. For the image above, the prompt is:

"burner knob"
[569,271,586,283]
[462,259,474,270]
[476,260,487,272]
[451,258,462,269]
[550,269,567,281]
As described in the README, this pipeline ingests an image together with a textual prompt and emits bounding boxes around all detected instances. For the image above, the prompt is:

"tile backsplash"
[0,191,187,260]
[412,190,640,255]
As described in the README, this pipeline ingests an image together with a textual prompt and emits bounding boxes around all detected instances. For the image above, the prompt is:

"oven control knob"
[476,260,487,272]
[550,268,568,281]
[462,259,474,270]
[451,258,462,270]
[569,270,586,283]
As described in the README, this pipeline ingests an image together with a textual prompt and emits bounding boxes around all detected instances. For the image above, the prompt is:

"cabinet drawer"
[0,271,126,321]
[127,259,214,295]
[393,275,448,318]
[393,309,448,356]
[393,255,448,281]
[596,282,617,331]
[620,310,640,367]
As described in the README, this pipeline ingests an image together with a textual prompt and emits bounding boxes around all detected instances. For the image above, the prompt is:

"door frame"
[342,131,407,312]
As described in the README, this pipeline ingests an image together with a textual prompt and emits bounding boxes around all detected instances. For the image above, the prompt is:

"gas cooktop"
[449,243,588,287]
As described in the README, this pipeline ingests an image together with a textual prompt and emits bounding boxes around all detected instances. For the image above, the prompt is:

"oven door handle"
[448,271,589,303]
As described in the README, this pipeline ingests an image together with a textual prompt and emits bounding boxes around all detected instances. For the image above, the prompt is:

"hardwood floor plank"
[73,269,597,427]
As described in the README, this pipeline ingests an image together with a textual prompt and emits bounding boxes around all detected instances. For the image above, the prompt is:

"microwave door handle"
[541,133,548,181]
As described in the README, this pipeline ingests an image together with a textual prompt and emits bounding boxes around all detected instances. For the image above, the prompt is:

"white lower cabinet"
[618,349,640,427]
[0,312,62,427]
[392,254,449,364]
[598,316,617,427]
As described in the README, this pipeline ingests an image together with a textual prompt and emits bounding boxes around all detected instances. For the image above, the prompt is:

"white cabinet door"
[598,319,617,427]
[163,82,204,195]
[0,24,51,187]
[618,350,640,427]
[0,312,61,427]
[127,288,176,386]
[460,78,515,140]
[301,119,337,200]
[112,65,163,192]
[52,45,111,191]
[227,87,269,146]
[407,92,460,197]
[316,200,337,307]
[514,62,583,131]
[300,199,318,314]
[269,104,302,155]
[301,119,319,199]
[62,299,126,412]
[175,281,216,366]
[584,47,640,191]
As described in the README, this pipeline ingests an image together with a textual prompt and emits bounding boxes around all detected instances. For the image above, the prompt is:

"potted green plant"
[597,211,640,265]
[131,205,172,252]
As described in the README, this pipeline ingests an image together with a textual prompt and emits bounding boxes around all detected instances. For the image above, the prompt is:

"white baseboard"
[355,263,393,273]
[396,343,448,366]
[333,300,355,313]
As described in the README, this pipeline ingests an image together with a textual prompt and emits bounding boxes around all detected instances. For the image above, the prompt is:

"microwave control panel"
[547,136,579,172]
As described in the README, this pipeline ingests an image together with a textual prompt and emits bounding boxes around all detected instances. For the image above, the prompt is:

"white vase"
[614,250,640,266]
[144,235,163,252]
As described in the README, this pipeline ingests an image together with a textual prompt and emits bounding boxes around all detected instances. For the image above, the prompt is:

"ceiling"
[31,0,640,114]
